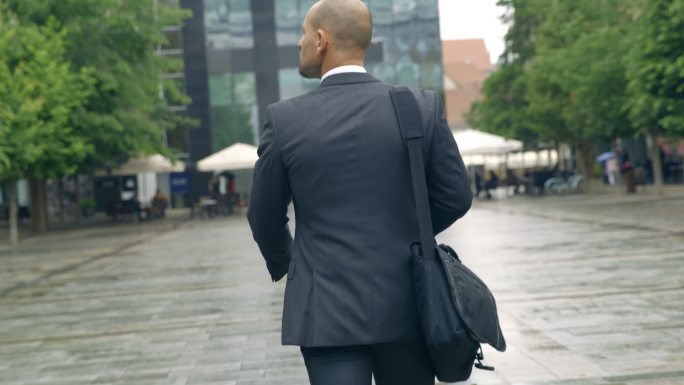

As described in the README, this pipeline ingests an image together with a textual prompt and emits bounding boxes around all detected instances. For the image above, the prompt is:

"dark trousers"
[300,341,434,385]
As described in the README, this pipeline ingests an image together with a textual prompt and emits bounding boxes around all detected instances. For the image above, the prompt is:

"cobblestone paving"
[1,198,683,385]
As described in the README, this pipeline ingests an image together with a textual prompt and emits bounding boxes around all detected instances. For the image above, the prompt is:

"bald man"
[248,1,472,384]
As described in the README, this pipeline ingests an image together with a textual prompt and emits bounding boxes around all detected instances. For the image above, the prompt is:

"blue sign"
[170,172,189,193]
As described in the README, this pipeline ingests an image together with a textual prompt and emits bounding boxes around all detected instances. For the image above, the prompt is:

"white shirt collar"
[320,65,367,82]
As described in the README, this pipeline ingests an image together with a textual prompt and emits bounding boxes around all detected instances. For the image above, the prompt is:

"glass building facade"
[194,0,443,152]
[177,0,684,198]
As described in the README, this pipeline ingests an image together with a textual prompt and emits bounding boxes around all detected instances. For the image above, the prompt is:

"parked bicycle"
[543,174,584,194]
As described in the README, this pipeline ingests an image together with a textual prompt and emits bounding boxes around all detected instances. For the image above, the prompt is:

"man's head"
[298,0,373,79]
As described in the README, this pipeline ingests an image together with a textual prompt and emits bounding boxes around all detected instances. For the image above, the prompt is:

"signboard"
[170,172,189,194]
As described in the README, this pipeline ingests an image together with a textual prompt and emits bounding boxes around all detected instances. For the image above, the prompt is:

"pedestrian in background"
[247,1,472,384]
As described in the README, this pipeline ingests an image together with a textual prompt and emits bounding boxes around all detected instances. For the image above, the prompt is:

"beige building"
[441,39,492,129]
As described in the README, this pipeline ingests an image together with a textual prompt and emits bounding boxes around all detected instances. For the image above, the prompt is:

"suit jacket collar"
[319,72,381,88]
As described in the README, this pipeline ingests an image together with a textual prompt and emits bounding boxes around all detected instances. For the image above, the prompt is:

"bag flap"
[437,245,507,352]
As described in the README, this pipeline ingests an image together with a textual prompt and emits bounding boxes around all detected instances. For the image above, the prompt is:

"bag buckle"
[474,346,495,371]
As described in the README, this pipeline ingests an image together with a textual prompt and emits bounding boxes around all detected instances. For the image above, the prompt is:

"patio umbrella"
[453,129,523,156]
[596,151,617,163]
[95,154,185,176]
[197,143,259,171]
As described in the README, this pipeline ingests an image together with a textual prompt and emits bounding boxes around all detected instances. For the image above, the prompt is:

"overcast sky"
[438,0,509,64]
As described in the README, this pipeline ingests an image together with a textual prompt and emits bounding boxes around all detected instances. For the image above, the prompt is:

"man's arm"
[426,93,473,234]
[247,107,293,282]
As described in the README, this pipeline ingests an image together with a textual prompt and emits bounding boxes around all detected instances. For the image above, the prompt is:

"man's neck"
[320,64,367,82]
[320,55,365,78]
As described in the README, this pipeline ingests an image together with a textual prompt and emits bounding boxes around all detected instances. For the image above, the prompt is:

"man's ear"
[316,29,328,56]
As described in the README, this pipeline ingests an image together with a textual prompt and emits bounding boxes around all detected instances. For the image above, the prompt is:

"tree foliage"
[467,0,546,147]
[525,0,633,146]
[5,0,194,172]
[627,0,684,137]
[0,8,93,180]
[469,0,674,152]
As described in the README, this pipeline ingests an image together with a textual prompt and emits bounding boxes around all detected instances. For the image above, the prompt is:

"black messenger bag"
[390,86,506,382]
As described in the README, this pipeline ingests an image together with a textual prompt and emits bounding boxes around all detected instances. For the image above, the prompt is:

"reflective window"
[279,68,306,101]
[370,0,394,26]
[396,56,420,87]
[324,0,444,88]
[209,71,256,147]
[209,73,234,106]
[279,68,318,100]
[233,72,256,105]
[370,62,396,84]
[212,105,255,149]
[205,0,253,49]
[275,0,300,46]
[199,0,443,149]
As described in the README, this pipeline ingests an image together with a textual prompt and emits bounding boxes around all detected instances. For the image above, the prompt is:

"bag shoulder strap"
[390,86,436,258]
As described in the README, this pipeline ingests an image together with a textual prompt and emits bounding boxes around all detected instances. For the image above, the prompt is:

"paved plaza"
[1,192,683,385]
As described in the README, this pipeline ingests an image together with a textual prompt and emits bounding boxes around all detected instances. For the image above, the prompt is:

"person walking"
[247,1,472,384]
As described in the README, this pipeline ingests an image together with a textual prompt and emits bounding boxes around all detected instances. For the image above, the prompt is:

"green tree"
[627,0,684,193]
[7,0,194,172]
[0,9,93,244]
[471,0,637,188]
[468,0,547,146]
[6,0,194,228]
[525,0,633,180]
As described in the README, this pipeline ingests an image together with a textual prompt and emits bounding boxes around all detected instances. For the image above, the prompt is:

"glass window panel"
[233,72,256,105]
[393,0,416,22]
[396,56,420,87]
[299,0,317,20]
[276,0,299,46]
[204,0,229,31]
[204,0,253,49]
[420,61,441,90]
[370,0,393,25]
[416,0,439,20]
[279,68,307,100]
[279,68,319,100]
[228,0,253,48]
[212,105,256,150]
[209,73,233,106]
[370,62,396,84]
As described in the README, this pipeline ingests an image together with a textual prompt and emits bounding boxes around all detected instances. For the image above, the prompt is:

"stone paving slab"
[1,197,683,385]
[482,186,684,234]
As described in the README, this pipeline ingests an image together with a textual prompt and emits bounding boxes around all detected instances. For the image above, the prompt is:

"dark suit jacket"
[248,73,472,347]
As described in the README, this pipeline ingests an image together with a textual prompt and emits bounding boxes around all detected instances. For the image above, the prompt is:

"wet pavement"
[0,193,683,385]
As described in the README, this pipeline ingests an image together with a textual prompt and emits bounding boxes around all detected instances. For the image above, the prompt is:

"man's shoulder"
[268,89,321,116]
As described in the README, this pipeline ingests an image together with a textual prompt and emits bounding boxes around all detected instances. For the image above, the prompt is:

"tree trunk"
[74,175,82,221]
[614,139,623,196]
[646,131,664,195]
[8,181,18,246]
[30,177,49,233]
[58,177,65,224]
[576,144,593,193]
[555,142,563,171]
